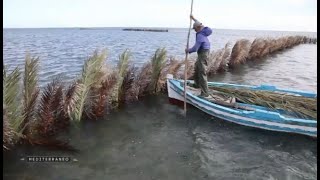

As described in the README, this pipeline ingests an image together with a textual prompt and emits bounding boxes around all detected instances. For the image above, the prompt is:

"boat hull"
[166,75,317,137]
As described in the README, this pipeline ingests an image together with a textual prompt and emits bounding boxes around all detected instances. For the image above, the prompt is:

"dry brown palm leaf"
[127,62,152,100]
[229,39,251,67]
[119,66,137,103]
[268,39,280,54]
[158,57,183,93]
[259,39,272,58]
[36,79,67,137]
[218,43,232,72]
[207,43,232,74]
[92,72,118,117]
[207,49,223,75]
[64,81,79,118]
[159,57,183,87]
[178,59,196,80]
[167,58,184,77]
[248,38,266,60]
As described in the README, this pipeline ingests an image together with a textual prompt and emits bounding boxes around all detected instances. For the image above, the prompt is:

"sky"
[3,0,317,32]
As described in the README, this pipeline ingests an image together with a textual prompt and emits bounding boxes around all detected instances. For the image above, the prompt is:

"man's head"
[193,21,203,32]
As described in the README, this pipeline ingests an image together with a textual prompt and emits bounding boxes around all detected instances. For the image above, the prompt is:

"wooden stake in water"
[184,0,194,116]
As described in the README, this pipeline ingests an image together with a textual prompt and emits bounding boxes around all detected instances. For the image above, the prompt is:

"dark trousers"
[194,49,209,96]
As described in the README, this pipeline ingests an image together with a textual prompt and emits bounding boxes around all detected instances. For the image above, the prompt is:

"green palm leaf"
[20,54,40,135]
[70,50,107,121]
[116,50,131,104]
[149,48,167,93]
[3,66,23,133]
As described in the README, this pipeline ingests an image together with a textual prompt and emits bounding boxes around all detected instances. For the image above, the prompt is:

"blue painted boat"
[166,74,317,137]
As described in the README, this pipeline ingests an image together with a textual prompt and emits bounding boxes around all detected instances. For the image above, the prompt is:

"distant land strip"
[122,28,168,32]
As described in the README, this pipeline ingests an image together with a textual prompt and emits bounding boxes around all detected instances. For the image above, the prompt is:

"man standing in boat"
[185,15,212,97]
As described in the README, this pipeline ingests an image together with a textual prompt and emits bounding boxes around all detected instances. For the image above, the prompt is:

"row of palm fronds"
[3,35,316,150]
[171,35,317,77]
[206,35,317,75]
[3,48,168,151]
[3,55,77,151]
[208,85,317,120]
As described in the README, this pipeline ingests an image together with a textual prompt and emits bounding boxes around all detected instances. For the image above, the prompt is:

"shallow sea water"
[3,28,317,180]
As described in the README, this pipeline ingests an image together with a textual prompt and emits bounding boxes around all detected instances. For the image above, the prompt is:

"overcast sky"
[4,0,317,32]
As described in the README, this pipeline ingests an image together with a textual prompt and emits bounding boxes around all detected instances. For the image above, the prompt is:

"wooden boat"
[166,74,317,137]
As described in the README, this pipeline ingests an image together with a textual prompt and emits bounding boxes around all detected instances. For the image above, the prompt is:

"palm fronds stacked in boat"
[208,85,317,120]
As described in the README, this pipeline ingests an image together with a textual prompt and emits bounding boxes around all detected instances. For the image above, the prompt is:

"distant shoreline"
[122,28,168,32]
[2,27,317,34]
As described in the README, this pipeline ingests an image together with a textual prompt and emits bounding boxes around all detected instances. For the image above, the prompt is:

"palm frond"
[64,81,79,117]
[70,50,107,121]
[92,72,118,117]
[268,39,279,54]
[248,38,266,60]
[23,55,39,106]
[71,83,87,121]
[36,78,69,137]
[113,50,131,105]
[149,48,167,93]
[169,58,184,77]
[20,55,40,135]
[120,65,137,103]
[229,39,251,68]
[3,66,6,94]
[3,66,23,133]
[20,89,39,135]
[158,57,184,92]
[118,49,130,79]
[207,49,224,75]
[177,58,196,80]
[218,43,231,72]
[36,79,60,137]
[127,62,152,100]
[93,63,110,88]
[162,57,183,78]
[3,106,15,150]
[54,83,70,130]
[259,38,272,58]
[209,86,317,120]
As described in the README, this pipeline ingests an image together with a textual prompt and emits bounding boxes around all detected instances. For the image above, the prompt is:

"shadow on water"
[3,95,317,180]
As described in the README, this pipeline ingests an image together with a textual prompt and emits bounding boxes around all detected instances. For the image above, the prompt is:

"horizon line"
[3,26,317,33]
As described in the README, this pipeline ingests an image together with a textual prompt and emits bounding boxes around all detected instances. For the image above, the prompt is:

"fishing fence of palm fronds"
[2,35,316,151]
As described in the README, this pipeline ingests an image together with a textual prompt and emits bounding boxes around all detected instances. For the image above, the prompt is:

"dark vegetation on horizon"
[3,35,317,151]
[122,28,169,32]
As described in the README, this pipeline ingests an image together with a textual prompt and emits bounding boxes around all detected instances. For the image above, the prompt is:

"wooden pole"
[183,0,194,116]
